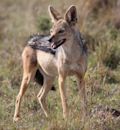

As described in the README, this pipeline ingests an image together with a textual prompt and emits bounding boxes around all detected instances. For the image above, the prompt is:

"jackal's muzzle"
[49,37,66,49]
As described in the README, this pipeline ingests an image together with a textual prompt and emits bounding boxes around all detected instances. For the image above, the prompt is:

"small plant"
[37,16,51,33]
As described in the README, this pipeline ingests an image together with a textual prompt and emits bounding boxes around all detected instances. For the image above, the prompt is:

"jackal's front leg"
[77,76,87,118]
[58,74,68,118]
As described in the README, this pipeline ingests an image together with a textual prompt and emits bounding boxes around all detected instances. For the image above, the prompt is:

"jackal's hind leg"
[13,47,37,122]
[37,76,54,117]
[13,73,33,122]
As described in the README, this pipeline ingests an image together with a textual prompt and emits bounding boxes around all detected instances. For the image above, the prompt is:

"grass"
[0,0,120,130]
[0,78,119,130]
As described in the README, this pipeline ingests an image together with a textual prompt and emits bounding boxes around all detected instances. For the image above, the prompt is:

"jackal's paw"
[63,112,68,119]
[13,116,21,122]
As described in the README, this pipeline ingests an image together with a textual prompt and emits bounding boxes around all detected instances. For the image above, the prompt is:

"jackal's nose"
[48,37,52,42]
[48,35,54,42]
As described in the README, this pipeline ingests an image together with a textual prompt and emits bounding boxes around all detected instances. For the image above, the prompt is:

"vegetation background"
[0,0,120,130]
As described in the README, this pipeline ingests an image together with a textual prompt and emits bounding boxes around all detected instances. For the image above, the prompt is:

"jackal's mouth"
[51,39,66,49]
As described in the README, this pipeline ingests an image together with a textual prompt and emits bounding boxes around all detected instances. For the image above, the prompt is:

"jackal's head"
[48,5,77,49]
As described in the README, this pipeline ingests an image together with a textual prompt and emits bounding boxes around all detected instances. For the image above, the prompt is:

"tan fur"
[13,5,87,122]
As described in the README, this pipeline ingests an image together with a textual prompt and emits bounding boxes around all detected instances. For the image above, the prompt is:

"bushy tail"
[34,69,55,91]
[34,69,44,86]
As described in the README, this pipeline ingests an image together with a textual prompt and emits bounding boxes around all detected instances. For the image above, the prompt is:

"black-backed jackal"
[13,5,87,122]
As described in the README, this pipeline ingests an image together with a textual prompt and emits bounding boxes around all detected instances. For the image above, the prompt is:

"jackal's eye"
[50,29,53,33]
[58,28,65,34]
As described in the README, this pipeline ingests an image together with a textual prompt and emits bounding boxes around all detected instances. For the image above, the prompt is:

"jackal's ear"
[64,5,77,26]
[48,5,62,23]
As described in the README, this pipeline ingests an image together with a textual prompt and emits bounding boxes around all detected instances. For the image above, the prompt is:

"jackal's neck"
[57,29,83,62]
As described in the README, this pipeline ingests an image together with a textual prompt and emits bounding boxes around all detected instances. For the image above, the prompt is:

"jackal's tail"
[34,69,56,91]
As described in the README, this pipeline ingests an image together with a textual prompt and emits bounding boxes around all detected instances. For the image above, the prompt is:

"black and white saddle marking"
[27,34,56,55]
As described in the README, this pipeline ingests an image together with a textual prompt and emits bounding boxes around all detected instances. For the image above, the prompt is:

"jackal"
[13,5,87,122]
